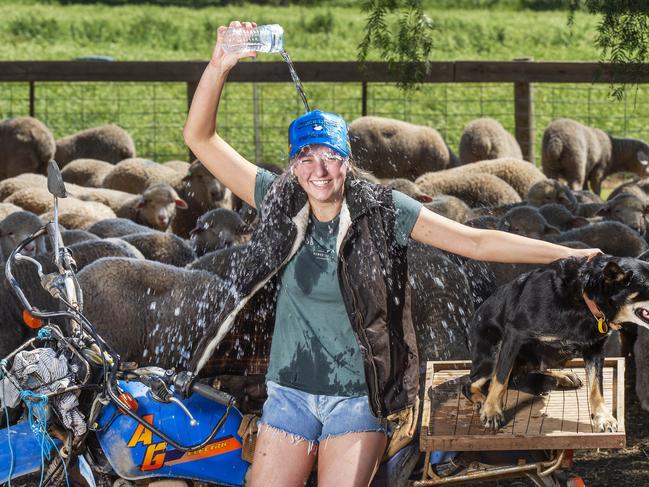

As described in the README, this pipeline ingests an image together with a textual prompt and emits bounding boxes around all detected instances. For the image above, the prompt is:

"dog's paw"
[470,391,486,412]
[555,371,583,389]
[593,411,618,432]
[480,402,506,431]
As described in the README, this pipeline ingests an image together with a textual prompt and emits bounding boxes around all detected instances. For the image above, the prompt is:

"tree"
[358,0,649,94]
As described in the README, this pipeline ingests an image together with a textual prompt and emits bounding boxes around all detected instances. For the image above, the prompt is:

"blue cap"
[288,110,351,160]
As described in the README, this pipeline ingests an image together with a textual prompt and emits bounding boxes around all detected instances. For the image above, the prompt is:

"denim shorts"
[258,381,388,445]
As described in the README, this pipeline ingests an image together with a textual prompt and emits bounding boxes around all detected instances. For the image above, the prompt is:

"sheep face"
[597,194,648,237]
[137,184,188,231]
[190,208,252,256]
[291,145,348,205]
[183,163,228,209]
[637,150,649,176]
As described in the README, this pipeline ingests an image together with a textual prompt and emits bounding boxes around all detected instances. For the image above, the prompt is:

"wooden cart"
[415,358,626,486]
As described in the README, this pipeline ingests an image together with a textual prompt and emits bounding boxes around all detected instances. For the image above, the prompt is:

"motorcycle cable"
[1,369,15,487]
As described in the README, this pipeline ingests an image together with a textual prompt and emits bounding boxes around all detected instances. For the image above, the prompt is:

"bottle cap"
[288,110,351,159]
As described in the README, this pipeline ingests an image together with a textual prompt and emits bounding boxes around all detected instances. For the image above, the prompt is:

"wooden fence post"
[29,81,35,117]
[186,81,198,162]
[513,58,534,164]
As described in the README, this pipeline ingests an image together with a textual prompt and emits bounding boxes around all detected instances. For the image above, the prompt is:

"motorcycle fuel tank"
[96,380,248,486]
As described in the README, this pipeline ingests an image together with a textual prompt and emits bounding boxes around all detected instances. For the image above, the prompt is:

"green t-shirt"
[255,168,423,396]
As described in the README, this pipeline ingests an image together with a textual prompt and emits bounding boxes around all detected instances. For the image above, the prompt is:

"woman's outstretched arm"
[183,21,259,208]
[410,207,600,264]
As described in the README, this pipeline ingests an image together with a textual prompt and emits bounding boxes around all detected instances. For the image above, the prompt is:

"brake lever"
[141,375,199,427]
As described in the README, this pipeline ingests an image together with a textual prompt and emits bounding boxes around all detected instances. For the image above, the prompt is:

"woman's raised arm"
[183,21,259,208]
[410,206,601,264]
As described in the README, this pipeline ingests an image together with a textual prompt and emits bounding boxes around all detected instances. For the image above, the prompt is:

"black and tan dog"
[465,255,649,432]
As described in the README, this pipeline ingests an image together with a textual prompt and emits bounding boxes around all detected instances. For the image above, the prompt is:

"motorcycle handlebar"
[191,382,235,407]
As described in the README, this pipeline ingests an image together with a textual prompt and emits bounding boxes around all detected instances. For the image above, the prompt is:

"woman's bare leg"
[248,424,318,487]
[316,432,387,487]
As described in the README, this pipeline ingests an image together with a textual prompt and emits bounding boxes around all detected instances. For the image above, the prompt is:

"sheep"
[6,187,115,228]
[172,161,231,238]
[415,172,521,208]
[541,118,649,194]
[0,117,56,179]
[60,158,115,188]
[54,124,135,167]
[75,187,137,213]
[61,229,100,246]
[381,178,433,203]
[497,206,560,240]
[407,242,474,367]
[463,215,499,230]
[190,208,252,257]
[115,183,188,232]
[348,116,458,179]
[38,199,116,231]
[574,189,603,204]
[608,178,649,205]
[538,204,589,232]
[187,244,248,275]
[120,232,195,267]
[593,193,648,236]
[552,221,648,257]
[67,239,144,270]
[452,158,545,198]
[86,218,154,238]
[526,178,578,212]
[0,173,48,201]
[0,211,45,262]
[102,158,183,194]
[163,160,191,173]
[76,257,272,374]
[470,202,525,219]
[0,202,23,221]
[458,118,523,164]
[424,195,473,223]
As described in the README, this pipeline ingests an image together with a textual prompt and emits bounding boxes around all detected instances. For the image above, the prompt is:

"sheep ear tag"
[597,317,608,334]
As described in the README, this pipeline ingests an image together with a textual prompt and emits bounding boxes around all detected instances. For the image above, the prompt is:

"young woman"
[183,21,601,487]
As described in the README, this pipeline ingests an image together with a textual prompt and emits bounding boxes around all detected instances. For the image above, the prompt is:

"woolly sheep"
[120,232,195,267]
[608,178,649,205]
[172,161,231,238]
[452,158,545,198]
[552,221,647,257]
[115,183,188,232]
[163,160,191,173]
[0,211,45,262]
[190,208,252,257]
[526,178,578,212]
[538,204,589,232]
[0,173,48,201]
[0,117,56,179]
[55,124,135,167]
[497,206,560,240]
[594,193,648,236]
[86,218,154,238]
[67,239,144,270]
[458,118,523,164]
[61,158,115,187]
[541,118,649,194]
[61,229,100,246]
[75,187,137,213]
[187,244,247,275]
[381,178,433,203]
[0,202,23,221]
[574,189,603,204]
[102,158,183,194]
[415,172,521,208]
[348,116,458,179]
[424,195,473,223]
[39,199,116,230]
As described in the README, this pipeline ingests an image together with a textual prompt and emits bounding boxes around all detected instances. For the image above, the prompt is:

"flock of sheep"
[2,114,649,413]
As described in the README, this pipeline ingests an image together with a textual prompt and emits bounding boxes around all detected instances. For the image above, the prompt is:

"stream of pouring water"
[281,50,311,113]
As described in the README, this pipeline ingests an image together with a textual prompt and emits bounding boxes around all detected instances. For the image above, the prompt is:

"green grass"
[2,2,647,167]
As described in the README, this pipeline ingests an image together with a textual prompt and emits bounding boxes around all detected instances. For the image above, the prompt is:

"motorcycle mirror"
[47,160,67,198]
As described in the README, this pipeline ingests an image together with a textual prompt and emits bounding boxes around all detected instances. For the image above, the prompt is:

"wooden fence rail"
[1,60,648,163]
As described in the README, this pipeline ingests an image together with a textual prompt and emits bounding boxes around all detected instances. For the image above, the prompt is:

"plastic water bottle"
[222,24,284,54]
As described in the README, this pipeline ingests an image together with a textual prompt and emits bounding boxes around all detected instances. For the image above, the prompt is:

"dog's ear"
[602,261,632,284]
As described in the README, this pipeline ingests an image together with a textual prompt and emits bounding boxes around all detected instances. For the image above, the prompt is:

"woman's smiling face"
[291,144,348,205]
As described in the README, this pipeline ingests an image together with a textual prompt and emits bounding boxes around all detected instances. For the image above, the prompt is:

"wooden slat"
[420,359,626,452]
[1,61,649,83]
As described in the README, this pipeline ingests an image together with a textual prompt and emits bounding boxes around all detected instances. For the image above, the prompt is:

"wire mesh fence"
[1,77,648,170]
